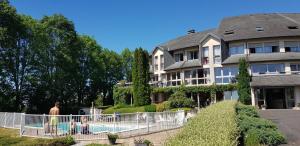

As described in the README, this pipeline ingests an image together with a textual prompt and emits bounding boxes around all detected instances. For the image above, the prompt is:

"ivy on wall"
[113,84,237,105]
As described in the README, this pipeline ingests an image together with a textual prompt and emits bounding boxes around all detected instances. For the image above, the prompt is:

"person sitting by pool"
[70,119,77,134]
[80,117,90,134]
[49,102,60,136]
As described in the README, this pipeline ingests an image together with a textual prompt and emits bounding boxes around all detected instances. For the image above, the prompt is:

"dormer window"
[288,26,298,29]
[224,30,234,35]
[188,50,199,60]
[174,53,183,62]
[256,26,264,32]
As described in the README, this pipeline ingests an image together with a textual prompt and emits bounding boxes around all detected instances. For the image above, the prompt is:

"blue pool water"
[26,122,129,134]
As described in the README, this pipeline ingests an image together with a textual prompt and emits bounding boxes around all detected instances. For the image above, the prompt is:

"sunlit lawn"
[0,128,73,146]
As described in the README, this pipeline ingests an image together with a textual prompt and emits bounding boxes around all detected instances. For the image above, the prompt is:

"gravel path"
[259,109,300,146]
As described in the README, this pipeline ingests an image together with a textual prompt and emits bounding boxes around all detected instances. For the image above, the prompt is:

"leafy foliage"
[237,58,251,105]
[165,101,239,146]
[168,90,195,108]
[132,48,151,106]
[236,103,286,146]
[0,1,127,113]
[144,104,156,112]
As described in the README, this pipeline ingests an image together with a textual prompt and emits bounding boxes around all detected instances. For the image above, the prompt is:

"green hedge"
[236,103,286,146]
[103,104,145,114]
[165,101,239,146]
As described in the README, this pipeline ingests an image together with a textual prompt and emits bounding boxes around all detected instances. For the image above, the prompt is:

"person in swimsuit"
[49,102,60,136]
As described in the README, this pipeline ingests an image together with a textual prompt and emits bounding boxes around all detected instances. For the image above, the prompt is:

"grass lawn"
[0,128,75,146]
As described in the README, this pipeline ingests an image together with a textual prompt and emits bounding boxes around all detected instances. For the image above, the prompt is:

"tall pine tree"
[132,48,151,106]
[237,58,251,104]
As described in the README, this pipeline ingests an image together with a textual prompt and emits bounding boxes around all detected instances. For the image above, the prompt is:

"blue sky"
[10,0,300,53]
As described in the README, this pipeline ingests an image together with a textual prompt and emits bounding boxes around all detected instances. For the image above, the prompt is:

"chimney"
[187,29,195,34]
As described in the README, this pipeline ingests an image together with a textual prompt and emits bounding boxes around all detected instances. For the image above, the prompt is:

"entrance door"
[266,88,286,109]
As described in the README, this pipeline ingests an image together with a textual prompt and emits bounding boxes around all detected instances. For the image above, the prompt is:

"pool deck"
[74,128,181,146]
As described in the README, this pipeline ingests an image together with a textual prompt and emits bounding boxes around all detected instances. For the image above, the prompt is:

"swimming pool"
[25,122,129,134]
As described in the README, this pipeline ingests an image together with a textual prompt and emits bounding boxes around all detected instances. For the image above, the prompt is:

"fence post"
[146,112,149,133]
[19,113,24,136]
[113,113,116,133]
[42,114,45,136]
[4,112,7,127]
[13,112,16,128]
[136,112,139,129]
[69,114,72,135]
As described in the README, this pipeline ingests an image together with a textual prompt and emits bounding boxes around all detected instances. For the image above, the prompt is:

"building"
[150,13,300,109]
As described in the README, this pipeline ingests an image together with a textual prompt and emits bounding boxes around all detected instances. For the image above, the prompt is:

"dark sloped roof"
[251,74,300,87]
[222,52,300,64]
[218,13,300,41]
[164,60,201,71]
[159,29,218,51]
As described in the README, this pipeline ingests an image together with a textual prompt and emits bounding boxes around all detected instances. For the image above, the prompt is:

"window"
[288,26,298,29]
[256,26,264,32]
[285,41,300,52]
[167,72,181,86]
[154,56,158,71]
[215,67,238,84]
[251,64,284,75]
[184,69,209,85]
[203,47,209,64]
[174,53,183,62]
[229,44,244,56]
[224,90,239,100]
[213,45,221,64]
[249,42,279,53]
[160,55,164,70]
[188,50,199,60]
[290,64,300,72]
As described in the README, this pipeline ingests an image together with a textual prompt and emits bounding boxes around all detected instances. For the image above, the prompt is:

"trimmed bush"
[236,103,259,117]
[103,106,145,114]
[165,101,239,146]
[245,128,286,146]
[236,103,286,146]
[244,129,261,146]
[156,101,171,112]
[168,91,195,108]
[144,104,156,112]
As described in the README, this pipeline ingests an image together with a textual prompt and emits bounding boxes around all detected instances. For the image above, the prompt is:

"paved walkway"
[74,128,180,146]
[259,109,300,146]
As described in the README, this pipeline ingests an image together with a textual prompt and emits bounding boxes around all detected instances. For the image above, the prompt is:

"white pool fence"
[0,111,185,140]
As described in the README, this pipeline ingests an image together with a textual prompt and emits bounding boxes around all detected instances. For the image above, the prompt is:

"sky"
[10,0,300,53]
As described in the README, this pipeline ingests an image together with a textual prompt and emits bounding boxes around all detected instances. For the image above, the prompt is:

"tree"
[121,48,133,82]
[237,58,251,105]
[101,49,123,105]
[0,0,30,111]
[132,48,151,106]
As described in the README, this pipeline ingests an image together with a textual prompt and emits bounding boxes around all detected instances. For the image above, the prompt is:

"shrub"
[62,136,76,145]
[244,129,260,146]
[156,101,171,112]
[245,128,286,146]
[165,101,239,146]
[134,137,153,146]
[236,103,286,146]
[168,91,195,108]
[238,115,277,133]
[236,103,259,117]
[107,133,119,145]
[144,104,156,112]
[103,106,145,114]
